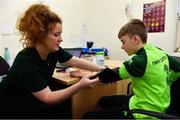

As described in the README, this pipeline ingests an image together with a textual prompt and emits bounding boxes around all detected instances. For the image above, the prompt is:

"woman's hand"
[77,73,99,89]
[69,68,93,78]
[70,69,83,78]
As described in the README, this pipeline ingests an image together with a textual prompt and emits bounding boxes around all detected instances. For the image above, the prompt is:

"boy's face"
[120,35,138,56]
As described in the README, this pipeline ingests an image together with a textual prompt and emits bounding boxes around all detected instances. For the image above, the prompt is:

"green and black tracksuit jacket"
[119,44,180,119]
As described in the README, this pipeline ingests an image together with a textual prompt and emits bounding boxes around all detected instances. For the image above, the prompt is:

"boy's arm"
[112,67,120,74]
[167,55,180,85]
[167,55,180,72]
[98,54,147,83]
[118,55,147,80]
[97,67,121,84]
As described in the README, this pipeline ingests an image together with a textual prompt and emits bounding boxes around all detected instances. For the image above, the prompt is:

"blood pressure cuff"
[99,67,120,84]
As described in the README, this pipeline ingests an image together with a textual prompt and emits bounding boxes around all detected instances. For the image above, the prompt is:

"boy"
[83,19,180,119]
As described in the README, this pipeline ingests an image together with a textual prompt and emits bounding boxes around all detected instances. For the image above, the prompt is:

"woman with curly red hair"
[0,3,102,119]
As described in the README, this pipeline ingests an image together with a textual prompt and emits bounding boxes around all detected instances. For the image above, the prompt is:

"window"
[175,0,180,52]
[175,19,180,52]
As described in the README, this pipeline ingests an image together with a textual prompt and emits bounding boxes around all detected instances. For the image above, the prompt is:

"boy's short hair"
[118,19,147,43]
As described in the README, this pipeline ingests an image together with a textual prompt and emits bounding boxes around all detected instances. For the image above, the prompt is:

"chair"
[125,78,180,119]
[0,56,10,76]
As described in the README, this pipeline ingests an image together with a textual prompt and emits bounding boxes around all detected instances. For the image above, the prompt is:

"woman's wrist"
[99,66,105,71]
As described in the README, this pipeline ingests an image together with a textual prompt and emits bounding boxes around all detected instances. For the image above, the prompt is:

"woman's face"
[42,22,62,53]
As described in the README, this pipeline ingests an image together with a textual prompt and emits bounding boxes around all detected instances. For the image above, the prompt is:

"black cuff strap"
[99,67,120,84]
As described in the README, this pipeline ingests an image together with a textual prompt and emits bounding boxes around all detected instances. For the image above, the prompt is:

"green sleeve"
[119,54,147,79]
[167,55,180,85]
[119,64,131,79]
[169,70,180,85]
[168,55,180,72]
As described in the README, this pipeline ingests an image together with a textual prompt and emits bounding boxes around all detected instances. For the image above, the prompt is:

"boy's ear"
[133,35,141,44]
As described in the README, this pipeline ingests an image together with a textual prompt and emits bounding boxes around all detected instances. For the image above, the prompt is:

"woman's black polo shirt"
[0,47,72,112]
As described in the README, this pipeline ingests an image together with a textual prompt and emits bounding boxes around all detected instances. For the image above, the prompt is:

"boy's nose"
[121,45,124,49]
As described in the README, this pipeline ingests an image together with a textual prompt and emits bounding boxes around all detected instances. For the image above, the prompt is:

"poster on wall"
[143,0,166,33]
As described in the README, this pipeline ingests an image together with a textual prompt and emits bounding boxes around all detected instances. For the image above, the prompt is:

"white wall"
[88,0,131,61]
[87,0,178,60]
[0,0,92,59]
[0,0,179,61]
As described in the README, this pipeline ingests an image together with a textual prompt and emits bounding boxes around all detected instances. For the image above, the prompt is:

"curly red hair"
[16,3,62,48]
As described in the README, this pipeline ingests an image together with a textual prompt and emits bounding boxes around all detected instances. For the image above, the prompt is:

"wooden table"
[53,59,122,85]
[53,59,124,118]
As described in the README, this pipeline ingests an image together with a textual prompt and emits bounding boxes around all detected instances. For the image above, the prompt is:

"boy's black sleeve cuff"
[99,67,121,84]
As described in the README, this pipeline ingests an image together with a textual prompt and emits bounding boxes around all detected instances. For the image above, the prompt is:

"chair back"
[168,77,180,116]
[0,56,10,76]
[169,56,180,116]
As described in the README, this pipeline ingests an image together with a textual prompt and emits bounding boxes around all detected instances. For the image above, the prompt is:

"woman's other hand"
[70,69,83,78]
[77,73,99,89]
